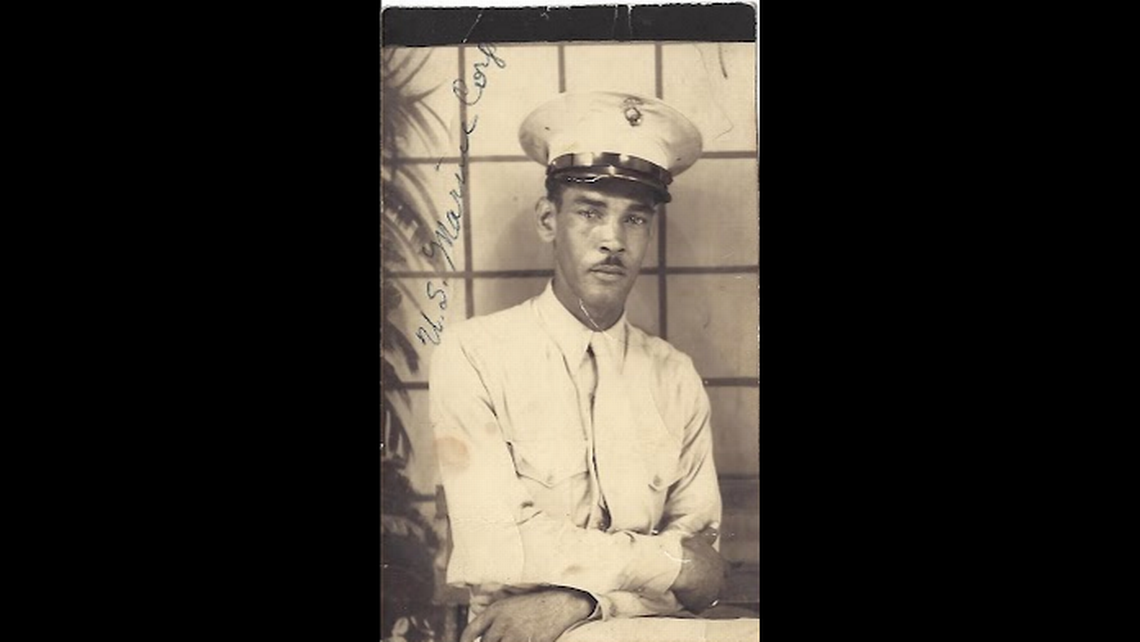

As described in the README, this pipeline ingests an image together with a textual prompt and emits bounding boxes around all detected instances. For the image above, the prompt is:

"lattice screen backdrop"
[383,41,758,598]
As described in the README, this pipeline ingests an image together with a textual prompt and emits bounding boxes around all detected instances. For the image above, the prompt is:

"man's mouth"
[590,265,626,276]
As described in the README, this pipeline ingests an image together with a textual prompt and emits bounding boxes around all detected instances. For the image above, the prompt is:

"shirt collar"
[533,280,628,367]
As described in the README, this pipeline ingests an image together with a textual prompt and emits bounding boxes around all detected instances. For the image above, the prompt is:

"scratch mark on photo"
[462,11,484,44]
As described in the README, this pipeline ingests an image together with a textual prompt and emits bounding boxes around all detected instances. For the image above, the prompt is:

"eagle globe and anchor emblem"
[622,96,644,126]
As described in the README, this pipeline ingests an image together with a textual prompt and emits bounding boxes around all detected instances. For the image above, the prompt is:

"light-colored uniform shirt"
[429,281,722,621]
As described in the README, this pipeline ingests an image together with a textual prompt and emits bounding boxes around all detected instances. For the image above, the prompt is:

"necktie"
[590,330,629,527]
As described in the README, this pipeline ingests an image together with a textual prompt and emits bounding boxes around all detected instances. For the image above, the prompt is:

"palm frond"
[398,171,453,269]
[417,96,449,132]
[396,167,439,221]
[388,49,435,91]
[405,80,446,104]
[392,279,431,322]
[395,100,443,152]
[381,353,415,391]
[381,398,410,457]
[381,277,403,308]
[386,318,421,373]
[382,226,425,271]
[384,97,444,157]
[386,285,430,368]
[379,232,406,267]
[380,43,446,631]
[380,286,423,374]
[381,191,435,252]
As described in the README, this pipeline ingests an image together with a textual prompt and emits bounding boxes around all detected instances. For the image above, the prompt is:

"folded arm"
[593,362,724,619]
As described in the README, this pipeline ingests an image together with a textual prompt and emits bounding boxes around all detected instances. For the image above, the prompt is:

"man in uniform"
[430,91,758,642]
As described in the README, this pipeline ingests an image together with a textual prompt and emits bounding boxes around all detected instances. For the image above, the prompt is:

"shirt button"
[546,474,555,485]
[652,474,663,486]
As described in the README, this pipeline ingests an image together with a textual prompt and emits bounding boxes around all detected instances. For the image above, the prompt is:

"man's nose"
[598,219,626,254]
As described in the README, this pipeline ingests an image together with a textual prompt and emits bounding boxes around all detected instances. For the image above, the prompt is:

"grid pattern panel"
[667,158,760,267]
[564,43,657,95]
[382,47,462,160]
[666,274,760,379]
[385,41,759,508]
[468,161,550,271]
[662,43,758,153]
[460,44,561,157]
[386,279,467,386]
[708,387,761,476]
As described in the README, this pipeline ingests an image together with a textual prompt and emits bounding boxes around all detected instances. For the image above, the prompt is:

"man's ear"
[535,197,558,243]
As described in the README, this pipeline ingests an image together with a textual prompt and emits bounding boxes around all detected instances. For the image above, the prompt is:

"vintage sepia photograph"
[381,6,760,641]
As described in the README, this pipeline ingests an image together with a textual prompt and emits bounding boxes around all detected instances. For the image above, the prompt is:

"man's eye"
[626,215,646,225]
[578,209,600,219]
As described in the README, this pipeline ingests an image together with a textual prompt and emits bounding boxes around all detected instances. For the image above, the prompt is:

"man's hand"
[460,588,595,642]
[670,525,728,613]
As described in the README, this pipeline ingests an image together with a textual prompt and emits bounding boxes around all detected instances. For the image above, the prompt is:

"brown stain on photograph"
[435,436,471,471]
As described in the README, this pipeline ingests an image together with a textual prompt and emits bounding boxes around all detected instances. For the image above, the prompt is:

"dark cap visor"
[549,169,671,204]
[547,152,673,203]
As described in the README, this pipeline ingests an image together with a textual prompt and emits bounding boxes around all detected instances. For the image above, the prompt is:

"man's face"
[540,181,659,317]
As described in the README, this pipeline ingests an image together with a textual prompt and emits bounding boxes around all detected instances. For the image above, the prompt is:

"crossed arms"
[429,331,727,632]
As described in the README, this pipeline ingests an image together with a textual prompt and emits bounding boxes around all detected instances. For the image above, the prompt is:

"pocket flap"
[510,440,588,488]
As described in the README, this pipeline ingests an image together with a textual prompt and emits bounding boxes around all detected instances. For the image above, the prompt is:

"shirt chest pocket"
[509,438,589,524]
[624,404,684,494]
[510,438,589,487]
[644,436,684,493]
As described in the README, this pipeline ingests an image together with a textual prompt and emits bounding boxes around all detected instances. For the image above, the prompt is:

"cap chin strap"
[547,152,673,186]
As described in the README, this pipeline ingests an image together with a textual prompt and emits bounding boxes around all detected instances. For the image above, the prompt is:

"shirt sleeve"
[658,361,723,539]
[591,361,723,619]
[590,590,682,620]
[429,330,685,597]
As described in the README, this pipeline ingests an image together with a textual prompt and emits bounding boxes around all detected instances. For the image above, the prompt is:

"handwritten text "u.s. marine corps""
[414,44,506,347]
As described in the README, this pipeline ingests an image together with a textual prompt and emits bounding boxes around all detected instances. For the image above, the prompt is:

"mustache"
[592,256,627,269]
